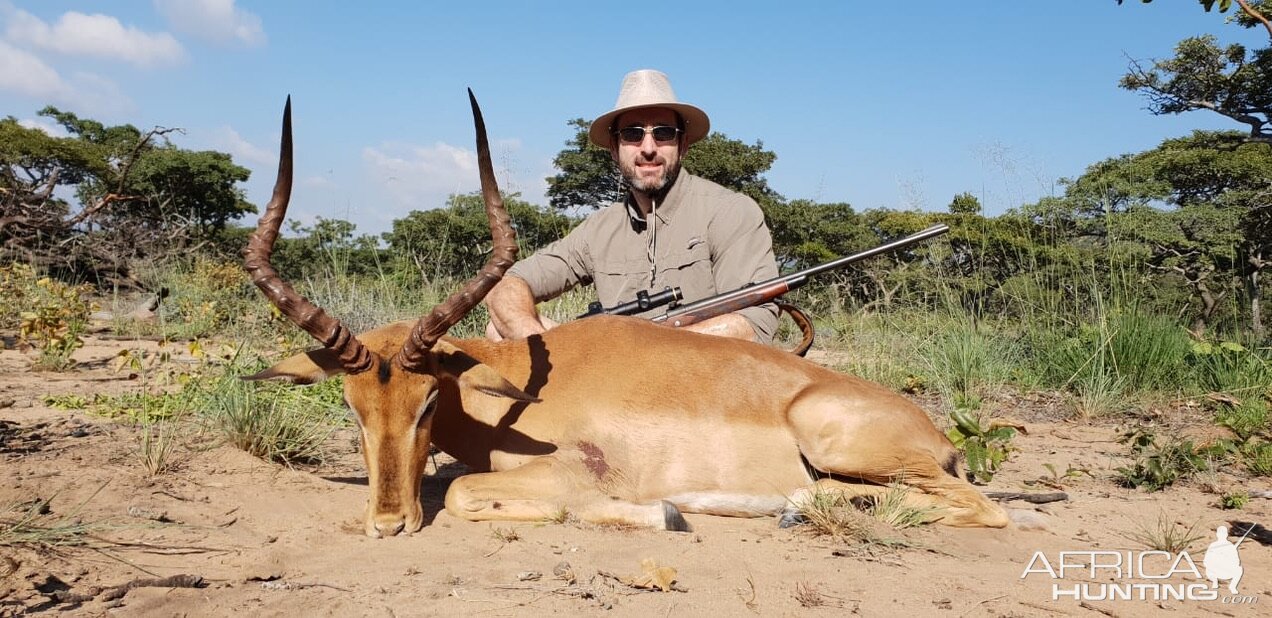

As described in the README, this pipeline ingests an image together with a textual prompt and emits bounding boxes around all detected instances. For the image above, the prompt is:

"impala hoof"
[777,508,808,529]
[662,501,692,532]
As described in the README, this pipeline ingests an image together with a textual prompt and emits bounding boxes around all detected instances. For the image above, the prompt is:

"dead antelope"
[244,93,1010,538]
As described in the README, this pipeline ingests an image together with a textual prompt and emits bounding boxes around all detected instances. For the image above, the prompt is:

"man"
[485,69,779,343]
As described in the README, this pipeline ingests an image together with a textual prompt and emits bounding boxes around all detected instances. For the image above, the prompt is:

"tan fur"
[259,315,1008,536]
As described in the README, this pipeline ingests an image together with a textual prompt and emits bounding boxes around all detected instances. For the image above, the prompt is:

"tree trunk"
[1193,282,1218,335]
[1250,251,1264,337]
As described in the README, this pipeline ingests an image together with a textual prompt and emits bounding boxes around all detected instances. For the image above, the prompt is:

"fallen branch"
[983,491,1068,504]
[51,574,204,606]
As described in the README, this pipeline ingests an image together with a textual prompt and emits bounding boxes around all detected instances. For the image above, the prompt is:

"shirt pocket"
[656,243,716,300]
[590,255,652,308]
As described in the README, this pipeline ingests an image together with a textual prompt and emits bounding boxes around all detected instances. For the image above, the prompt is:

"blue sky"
[1,1,1263,236]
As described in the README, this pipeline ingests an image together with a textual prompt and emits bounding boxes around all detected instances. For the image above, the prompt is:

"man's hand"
[484,276,558,341]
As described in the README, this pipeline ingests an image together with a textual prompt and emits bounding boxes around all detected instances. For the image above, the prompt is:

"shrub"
[2,263,97,370]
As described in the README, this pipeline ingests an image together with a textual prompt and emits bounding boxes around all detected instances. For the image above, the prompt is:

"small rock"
[516,571,541,581]
[552,561,575,584]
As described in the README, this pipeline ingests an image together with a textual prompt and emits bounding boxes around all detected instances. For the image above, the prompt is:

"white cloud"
[0,39,67,98]
[154,0,265,47]
[17,117,69,137]
[0,40,133,115]
[213,126,275,166]
[363,141,480,210]
[61,72,133,115]
[4,7,185,68]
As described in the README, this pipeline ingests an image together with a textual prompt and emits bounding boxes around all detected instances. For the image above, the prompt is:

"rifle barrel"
[652,223,949,323]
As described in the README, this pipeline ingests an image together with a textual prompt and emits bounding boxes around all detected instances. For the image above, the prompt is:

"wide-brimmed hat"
[589,69,710,149]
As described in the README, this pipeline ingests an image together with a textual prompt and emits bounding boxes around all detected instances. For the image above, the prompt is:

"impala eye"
[416,390,440,426]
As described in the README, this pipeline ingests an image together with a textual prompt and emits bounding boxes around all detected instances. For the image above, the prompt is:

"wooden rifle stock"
[650,280,793,328]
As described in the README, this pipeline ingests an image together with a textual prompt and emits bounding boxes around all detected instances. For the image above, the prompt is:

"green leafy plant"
[1220,491,1249,510]
[946,407,1017,483]
[1116,429,1206,491]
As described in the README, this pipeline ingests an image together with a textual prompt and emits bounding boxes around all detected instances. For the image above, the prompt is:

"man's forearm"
[485,276,548,339]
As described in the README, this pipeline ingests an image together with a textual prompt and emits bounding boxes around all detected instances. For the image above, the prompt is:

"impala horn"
[396,89,518,370]
[243,97,373,374]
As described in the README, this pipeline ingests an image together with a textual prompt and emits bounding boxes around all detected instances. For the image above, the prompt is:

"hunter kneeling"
[484,69,779,344]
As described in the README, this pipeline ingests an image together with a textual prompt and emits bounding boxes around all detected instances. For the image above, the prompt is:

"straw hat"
[589,69,710,149]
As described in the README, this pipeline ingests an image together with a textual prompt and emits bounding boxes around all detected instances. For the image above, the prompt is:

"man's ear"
[242,348,346,385]
[432,341,539,402]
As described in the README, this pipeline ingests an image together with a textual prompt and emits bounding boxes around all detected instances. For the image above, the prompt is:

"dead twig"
[259,580,351,592]
[1080,600,1118,617]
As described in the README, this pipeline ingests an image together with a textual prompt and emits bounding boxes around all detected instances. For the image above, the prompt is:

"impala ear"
[243,348,346,385]
[459,364,540,402]
[432,341,539,402]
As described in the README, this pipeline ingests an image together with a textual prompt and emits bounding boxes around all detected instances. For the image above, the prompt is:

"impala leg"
[444,456,691,531]
[788,387,1010,528]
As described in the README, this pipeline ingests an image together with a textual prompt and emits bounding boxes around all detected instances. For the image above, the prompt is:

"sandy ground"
[1,336,1270,617]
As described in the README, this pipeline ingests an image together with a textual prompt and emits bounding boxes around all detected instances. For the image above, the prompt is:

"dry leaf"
[617,558,677,592]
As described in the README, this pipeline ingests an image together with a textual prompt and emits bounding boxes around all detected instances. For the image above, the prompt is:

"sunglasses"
[614,125,682,144]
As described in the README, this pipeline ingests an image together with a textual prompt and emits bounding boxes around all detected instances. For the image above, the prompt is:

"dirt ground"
[1,336,1269,617]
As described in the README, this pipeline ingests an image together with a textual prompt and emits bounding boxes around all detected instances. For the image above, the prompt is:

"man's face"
[611,107,686,194]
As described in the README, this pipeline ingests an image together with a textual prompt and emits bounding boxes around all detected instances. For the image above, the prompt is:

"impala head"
[242,92,531,537]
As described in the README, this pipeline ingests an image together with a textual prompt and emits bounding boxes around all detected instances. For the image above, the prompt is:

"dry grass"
[865,484,937,529]
[489,525,520,544]
[0,485,114,550]
[794,580,847,609]
[795,489,874,543]
[1121,511,1204,553]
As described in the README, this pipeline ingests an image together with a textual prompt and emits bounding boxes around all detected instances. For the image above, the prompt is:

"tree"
[545,118,623,212]
[949,192,983,215]
[385,192,575,281]
[1061,131,1271,334]
[1,107,253,285]
[1119,0,1272,143]
[682,133,780,206]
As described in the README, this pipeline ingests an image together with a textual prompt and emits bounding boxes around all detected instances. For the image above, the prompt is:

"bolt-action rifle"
[578,224,950,353]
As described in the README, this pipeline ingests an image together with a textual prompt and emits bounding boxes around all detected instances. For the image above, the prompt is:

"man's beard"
[621,158,680,194]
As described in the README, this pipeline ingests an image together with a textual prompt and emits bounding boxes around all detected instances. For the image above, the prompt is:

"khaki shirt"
[508,168,780,342]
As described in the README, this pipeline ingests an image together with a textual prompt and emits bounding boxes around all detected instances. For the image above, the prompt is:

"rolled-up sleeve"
[506,221,594,302]
[707,195,780,343]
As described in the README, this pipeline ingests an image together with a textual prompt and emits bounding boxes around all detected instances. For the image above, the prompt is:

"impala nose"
[372,517,406,537]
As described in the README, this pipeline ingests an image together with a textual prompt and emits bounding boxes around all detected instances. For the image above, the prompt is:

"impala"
[243,92,1010,537]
